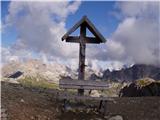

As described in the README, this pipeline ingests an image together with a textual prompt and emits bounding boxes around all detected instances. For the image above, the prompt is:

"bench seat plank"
[58,94,113,101]
[59,79,109,90]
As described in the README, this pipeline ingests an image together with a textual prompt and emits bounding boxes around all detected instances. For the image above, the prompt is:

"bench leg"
[103,100,107,116]
[99,100,103,110]
[63,99,67,109]
[98,100,107,116]
[98,100,107,115]
[78,89,84,95]
[89,90,92,95]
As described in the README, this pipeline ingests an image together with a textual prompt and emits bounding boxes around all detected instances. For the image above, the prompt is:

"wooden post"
[78,23,86,95]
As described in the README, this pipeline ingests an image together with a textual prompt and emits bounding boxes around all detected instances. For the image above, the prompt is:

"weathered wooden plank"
[85,17,106,43]
[59,85,108,90]
[59,79,109,86]
[62,16,86,41]
[59,84,109,90]
[66,36,101,44]
[66,36,80,42]
[58,94,114,101]
[59,79,109,90]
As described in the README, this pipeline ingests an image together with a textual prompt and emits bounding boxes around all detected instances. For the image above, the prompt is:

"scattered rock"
[20,99,25,103]
[90,90,100,97]
[1,107,8,120]
[8,71,23,79]
[108,115,123,120]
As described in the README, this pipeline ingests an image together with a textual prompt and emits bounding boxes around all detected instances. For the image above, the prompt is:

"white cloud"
[86,1,159,67]
[115,1,159,19]
[105,2,160,66]
[106,39,125,60]
[1,46,34,64]
[4,1,81,59]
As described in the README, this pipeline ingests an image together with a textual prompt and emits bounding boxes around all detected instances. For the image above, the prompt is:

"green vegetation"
[135,78,155,87]
[2,77,10,82]
[18,76,58,89]
[100,82,124,97]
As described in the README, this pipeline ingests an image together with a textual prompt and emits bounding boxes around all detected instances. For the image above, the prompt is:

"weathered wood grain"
[58,94,114,101]
[66,36,101,44]
[59,79,109,90]
[77,24,86,95]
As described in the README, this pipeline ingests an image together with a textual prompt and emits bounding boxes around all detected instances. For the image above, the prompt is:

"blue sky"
[66,1,120,37]
[1,1,17,46]
[2,1,120,47]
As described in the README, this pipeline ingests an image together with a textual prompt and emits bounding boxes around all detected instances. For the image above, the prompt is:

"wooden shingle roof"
[62,16,106,43]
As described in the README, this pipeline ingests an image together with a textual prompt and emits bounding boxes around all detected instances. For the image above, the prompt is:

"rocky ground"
[1,82,104,120]
[1,81,160,120]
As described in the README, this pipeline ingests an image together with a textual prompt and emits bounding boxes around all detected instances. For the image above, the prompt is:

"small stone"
[1,113,7,118]
[1,118,7,120]
[1,108,7,113]
[104,116,109,119]
[30,116,34,120]
[20,99,25,103]
[108,115,123,120]
[113,100,117,104]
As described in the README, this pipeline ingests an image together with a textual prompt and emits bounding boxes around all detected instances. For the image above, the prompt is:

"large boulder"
[119,78,160,97]
[8,71,23,79]
[141,82,160,96]
[119,83,142,97]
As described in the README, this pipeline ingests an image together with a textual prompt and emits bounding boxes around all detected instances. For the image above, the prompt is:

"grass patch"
[135,78,155,87]
[100,82,125,97]
[18,76,58,89]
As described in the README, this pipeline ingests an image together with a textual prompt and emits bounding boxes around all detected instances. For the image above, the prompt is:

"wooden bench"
[59,79,110,111]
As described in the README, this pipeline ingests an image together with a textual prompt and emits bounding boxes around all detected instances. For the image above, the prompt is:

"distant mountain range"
[2,59,160,83]
[1,59,101,83]
[101,64,160,81]
[2,59,76,83]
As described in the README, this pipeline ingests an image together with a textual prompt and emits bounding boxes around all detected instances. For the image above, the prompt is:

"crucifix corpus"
[62,16,106,95]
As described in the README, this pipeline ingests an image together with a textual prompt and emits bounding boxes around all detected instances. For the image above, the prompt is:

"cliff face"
[102,64,160,81]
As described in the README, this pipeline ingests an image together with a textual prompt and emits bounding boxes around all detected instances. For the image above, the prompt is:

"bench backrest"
[59,79,109,90]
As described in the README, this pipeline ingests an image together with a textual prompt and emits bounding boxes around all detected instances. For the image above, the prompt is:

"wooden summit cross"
[62,16,106,95]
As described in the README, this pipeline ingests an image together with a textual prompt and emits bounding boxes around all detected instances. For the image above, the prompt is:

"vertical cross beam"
[78,23,86,95]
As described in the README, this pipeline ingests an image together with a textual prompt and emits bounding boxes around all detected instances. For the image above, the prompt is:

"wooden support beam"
[66,36,101,44]
[78,24,86,96]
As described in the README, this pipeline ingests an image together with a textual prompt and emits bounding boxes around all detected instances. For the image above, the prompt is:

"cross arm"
[66,36,101,44]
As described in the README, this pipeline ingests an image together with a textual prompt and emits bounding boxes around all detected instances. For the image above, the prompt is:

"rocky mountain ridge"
[102,64,160,81]
[2,60,160,83]
[2,59,76,83]
[1,59,101,83]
